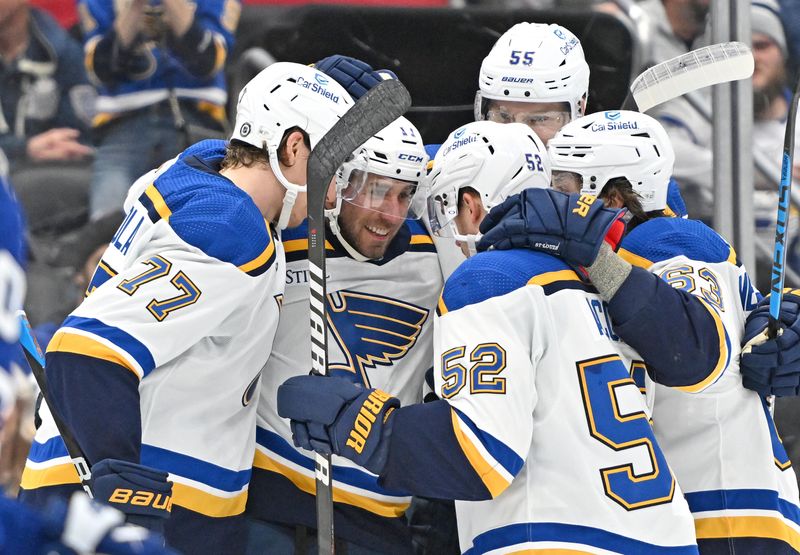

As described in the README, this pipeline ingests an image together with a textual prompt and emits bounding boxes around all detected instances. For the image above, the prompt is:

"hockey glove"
[91,459,173,533]
[314,55,397,100]
[277,375,400,475]
[477,188,626,267]
[741,290,800,396]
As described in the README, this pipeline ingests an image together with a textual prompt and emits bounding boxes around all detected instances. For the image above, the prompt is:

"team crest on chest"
[326,290,429,387]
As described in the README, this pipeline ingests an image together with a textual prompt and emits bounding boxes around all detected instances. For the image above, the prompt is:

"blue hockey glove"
[314,55,396,100]
[277,375,400,475]
[740,291,800,396]
[477,188,626,267]
[91,459,172,533]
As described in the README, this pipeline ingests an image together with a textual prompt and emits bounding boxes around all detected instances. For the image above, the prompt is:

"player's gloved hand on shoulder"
[277,375,400,475]
[740,291,800,396]
[91,459,173,534]
[477,188,626,267]
[45,492,177,555]
[314,55,397,100]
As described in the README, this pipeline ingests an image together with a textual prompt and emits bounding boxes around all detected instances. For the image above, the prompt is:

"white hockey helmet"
[427,121,551,255]
[230,62,353,229]
[547,110,675,212]
[475,22,590,123]
[327,116,428,261]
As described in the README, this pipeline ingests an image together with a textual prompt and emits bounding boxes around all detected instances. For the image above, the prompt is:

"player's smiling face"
[338,175,414,259]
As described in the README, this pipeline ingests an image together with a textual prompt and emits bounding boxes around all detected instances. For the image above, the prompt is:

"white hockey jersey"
[618,217,800,550]
[433,248,698,554]
[22,140,284,519]
[249,218,443,541]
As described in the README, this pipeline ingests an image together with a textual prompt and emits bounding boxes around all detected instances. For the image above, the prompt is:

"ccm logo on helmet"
[398,154,425,162]
[295,76,340,103]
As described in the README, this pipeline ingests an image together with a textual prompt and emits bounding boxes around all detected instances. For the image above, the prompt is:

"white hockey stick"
[622,41,754,112]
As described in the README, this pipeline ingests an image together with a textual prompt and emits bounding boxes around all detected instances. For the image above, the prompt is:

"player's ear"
[279,130,308,167]
[463,191,485,226]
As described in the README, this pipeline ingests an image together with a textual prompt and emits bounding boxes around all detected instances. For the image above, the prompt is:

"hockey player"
[277,121,700,554]
[18,62,353,554]
[245,116,440,554]
[478,110,800,554]
[0,150,177,554]
[474,22,589,145]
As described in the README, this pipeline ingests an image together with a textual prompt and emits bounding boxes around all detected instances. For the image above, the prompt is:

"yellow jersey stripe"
[253,450,409,518]
[437,296,448,316]
[527,269,581,287]
[283,238,335,254]
[144,185,171,222]
[20,462,80,490]
[617,248,653,269]
[410,234,434,245]
[727,245,738,265]
[675,297,728,393]
[449,410,510,498]
[171,482,247,518]
[238,237,275,273]
[695,515,800,549]
[47,331,141,380]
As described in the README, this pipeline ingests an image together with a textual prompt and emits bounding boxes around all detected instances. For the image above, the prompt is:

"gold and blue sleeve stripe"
[138,184,172,224]
[238,231,276,277]
[449,407,524,499]
[48,316,155,379]
[674,297,730,393]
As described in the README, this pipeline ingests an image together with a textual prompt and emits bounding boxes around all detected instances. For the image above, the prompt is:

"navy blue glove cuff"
[91,459,172,524]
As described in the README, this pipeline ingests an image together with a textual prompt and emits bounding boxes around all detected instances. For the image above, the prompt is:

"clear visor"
[551,170,584,194]
[486,109,571,131]
[426,191,458,237]
[342,169,426,220]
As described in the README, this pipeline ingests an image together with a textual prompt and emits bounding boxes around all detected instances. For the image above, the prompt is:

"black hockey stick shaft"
[768,72,800,336]
[17,311,93,496]
[306,79,411,555]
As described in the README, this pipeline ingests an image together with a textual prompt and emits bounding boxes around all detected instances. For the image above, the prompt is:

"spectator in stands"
[777,0,800,77]
[0,0,94,173]
[638,0,712,220]
[79,0,240,220]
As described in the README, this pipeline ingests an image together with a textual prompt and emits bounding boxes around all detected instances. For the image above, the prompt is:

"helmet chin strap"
[451,222,480,257]
[326,203,372,262]
[268,146,305,230]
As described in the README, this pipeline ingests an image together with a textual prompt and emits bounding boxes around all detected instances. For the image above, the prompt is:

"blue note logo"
[327,290,429,387]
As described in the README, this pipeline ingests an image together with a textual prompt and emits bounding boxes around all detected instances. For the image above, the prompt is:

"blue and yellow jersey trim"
[461,522,699,555]
[253,427,411,518]
[449,407,524,499]
[441,250,590,314]
[141,444,250,518]
[140,143,278,277]
[673,297,731,393]
[21,436,80,490]
[687,489,800,549]
[47,316,156,379]
[621,218,736,266]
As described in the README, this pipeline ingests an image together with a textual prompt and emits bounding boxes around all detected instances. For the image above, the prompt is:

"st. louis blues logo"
[326,290,429,386]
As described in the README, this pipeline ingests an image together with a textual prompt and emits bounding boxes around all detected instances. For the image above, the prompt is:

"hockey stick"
[621,41,754,112]
[767,72,800,336]
[17,311,93,497]
[306,78,411,554]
